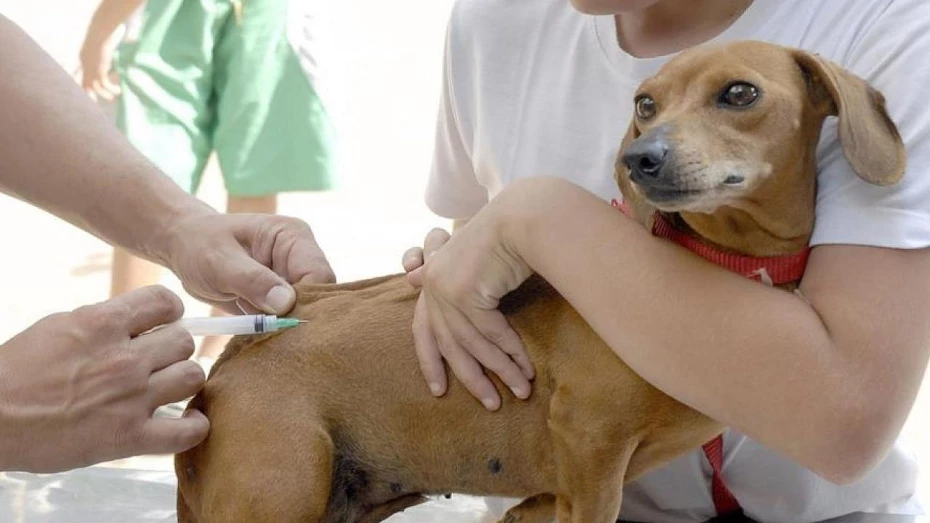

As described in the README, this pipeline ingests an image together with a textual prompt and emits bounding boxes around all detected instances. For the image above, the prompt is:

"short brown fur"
[175,41,905,523]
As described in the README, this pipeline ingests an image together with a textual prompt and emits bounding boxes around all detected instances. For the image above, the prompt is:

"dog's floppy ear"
[614,118,655,229]
[793,51,906,186]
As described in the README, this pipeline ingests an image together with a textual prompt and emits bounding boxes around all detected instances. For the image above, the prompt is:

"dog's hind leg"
[499,493,556,523]
[176,397,336,522]
[176,486,196,523]
[215,426,334,522]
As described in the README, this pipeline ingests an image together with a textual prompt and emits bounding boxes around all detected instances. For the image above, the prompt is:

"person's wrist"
[82,15,117,50]
[81,32,107,52]
[496,177,563,265]
[141,199,217,269]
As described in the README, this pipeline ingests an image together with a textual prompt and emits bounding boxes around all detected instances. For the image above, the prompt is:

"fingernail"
[510,386,527,399]
[482,397,498,410]
[429,382,443,396]
[265,285,294,313]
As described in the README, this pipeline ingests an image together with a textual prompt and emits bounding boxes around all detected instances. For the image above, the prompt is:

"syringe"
[176,315,305,336]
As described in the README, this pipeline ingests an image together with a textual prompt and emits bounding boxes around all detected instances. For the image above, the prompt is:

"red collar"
[611,199,809,286]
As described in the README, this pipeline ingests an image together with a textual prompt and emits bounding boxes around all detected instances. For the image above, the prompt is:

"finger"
[136,409,210,456]
[108,286,185,336]
[441,303,532,400]
[422,228,451,258]
[102,72,121,96]
[428,296,501,410]
[402,247,424,273]
[406,266,425,288]
[210,252,296,315]
[147,360,206,411]
[266,218,336,284]
[92,80,114,102]
[472,308,535,380]
[132,324,196,372]
[235,298,262,315]
[412,293,446,396]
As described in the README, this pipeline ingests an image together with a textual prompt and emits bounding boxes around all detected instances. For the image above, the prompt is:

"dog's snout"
[623,138,669,177]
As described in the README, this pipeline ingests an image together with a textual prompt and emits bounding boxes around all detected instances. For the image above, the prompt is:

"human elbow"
[806,395,900,485]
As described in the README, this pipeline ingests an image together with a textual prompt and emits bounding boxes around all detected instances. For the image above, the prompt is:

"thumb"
[219,255,296,315]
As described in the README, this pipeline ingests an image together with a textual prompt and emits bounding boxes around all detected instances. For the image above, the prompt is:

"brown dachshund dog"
[175,41,905,523]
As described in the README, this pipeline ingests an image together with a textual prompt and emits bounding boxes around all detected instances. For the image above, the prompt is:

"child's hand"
[405,216,535,411]
[78,31,120,102]
[402,227,451,287]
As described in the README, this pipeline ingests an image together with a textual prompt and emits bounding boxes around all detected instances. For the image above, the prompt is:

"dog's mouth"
[638,185,707,203]
[631,180,728,213]
[629,165,750,212]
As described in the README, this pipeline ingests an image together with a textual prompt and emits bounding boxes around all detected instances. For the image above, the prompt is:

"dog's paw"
[498,494,557,523]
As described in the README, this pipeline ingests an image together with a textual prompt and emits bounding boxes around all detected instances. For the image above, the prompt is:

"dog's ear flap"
[614,119,655,229]
[793,51,906,186]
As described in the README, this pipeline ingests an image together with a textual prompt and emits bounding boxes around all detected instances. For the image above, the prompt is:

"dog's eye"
[720,82,760,108]
[635,95,657,120]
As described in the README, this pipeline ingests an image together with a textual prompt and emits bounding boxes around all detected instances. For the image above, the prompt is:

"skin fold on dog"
[175,40,906,523]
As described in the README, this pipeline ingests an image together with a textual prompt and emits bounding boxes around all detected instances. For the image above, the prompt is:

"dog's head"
[615,40,905,250]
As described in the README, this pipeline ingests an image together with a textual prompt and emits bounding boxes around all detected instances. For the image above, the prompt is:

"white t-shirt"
[425,0,930,521]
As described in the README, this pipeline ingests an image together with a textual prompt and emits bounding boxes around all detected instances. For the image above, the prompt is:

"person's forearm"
[502,177,928,483]
[83,0,145,49]
[0,16,213,261]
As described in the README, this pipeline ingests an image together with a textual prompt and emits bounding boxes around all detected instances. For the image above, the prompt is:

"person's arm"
[513,178,930,484]
[77,0,144,99]
[1,14,208,261]
[0,15,334,313]
[419,175,930,484]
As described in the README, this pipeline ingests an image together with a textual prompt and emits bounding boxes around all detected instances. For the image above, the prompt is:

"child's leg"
[110,248,162,298]
[212,0,338,199]
[196,1,338,359]
[227,194,278,215]
[195,194,278,361]
[110,0,216,318]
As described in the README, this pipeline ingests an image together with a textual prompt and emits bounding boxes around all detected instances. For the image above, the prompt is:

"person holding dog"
[405,0,930,520]
[0,15,334,473]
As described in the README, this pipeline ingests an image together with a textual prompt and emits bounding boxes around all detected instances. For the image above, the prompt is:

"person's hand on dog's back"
[0,286,208,473]
[402,214,535,411]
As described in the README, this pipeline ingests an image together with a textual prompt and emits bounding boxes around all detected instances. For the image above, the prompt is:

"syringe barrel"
[177,315,278,336]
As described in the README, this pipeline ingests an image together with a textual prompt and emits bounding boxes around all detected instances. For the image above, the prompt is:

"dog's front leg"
[358,494,429,523]
[551,446,631,523]
[499,493,557,523]
[548,387,637,523]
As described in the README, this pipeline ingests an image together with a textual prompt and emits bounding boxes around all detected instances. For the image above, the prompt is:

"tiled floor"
[0,0,927,519]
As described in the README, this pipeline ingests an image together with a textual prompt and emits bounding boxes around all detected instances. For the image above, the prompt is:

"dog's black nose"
[623,138,669,178]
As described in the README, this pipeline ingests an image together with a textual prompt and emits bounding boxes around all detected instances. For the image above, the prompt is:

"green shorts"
[115,0,336,196]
